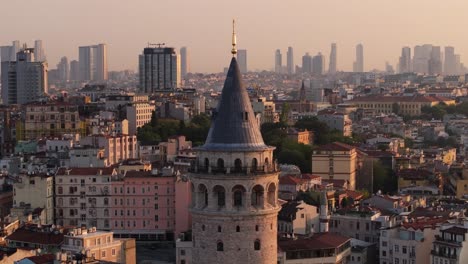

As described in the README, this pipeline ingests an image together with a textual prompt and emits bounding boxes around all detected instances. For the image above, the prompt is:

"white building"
[80,134,137,165]
[126,101,155,135]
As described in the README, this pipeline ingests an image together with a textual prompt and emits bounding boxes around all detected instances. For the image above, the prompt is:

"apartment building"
[430,224,468,264]
[80,134,137,165]
[20,102,85,140]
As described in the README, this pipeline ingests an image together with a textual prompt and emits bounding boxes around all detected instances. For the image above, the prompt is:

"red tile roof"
[279,175,303,185]
[278,232,350,251]
[301,174,321,180]
[316,142,356,152]
[6,227,64,246]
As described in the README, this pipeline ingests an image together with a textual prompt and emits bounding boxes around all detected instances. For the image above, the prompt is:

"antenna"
[148,43,166,48]
[231,19,237,56]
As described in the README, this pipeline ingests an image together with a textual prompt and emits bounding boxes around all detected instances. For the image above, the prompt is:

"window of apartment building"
[104,198,109,206]
[101,251,106,258]
[92,178,96,183]
[402,246,407,254]
[120,210,124,216]
[155,204,158,210]
[382,241,387,247]
[80,203,86,210]
[81,214,86,221]
[382,250,386,256]
[394,245,399,253]
[112,249,116,256]
[155,215,159,221]
[58,187,63,194]
[356,222,360,230]
[366,223,370,231]
[80,179,85,186]
[394,258,399,264]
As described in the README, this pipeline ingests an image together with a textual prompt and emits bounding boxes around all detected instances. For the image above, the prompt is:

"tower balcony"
[189,162,279,176]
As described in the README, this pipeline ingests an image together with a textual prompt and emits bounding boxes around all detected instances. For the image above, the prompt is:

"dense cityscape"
[2,3,468,264]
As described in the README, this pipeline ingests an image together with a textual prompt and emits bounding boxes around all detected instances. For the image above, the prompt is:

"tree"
[280,103,291,125]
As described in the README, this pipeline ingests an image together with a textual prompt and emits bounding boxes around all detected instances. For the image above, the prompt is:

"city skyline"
[3,0,468,73]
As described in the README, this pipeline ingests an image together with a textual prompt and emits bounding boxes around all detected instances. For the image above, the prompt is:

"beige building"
[311,142,358,190]
[278,200,320,235]
[55,167,117,229]
[80,134,137,165]
[19,102,85,140]
[349,95,455,116]
[455,169,468,199]
[317,109,353,137]
[252,97,278,124]
[12,173,54,224]
[126,101,155,135]
[61,227,135,264]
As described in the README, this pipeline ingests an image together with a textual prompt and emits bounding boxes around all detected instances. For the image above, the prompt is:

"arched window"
[254,240,261,250]
[204,158,209,170]
[104,198,109,206]
[234,158,242,172]
[251,185,264,208]
[267,183,276,206]
[217,241,224,251]
[236,226,240,232]
[264,157,269,166]
[104,209,109,216]
[217,158,224,169]
[213,185,226,207]
[232,185,246,207]
[255,225,259,231]
[198,184,208,208]
[251,158,258,171]
[218,226,222,232]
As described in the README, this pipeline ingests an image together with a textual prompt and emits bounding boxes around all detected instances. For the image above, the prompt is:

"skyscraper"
[139,46,179,93]
[444,46,457,75]
[312,52,325,75]
[190,25,279,263]
[237,49,247,73]
[353,44,364,72]
[70,60,79,81]
[34,40,46,62]
[329,43,337,74]
[78,43,108,81]
[274,49,282,73]
[287,46,294,74]
[180,47,190,80]
[1,48,48,105]
[302,53,312,74]
[399,46,411,73]
[429,46,442,75]
[57,56,70,82]
[0,40,21,62]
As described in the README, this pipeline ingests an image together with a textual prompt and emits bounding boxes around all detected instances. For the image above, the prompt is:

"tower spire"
[231,19,237,56]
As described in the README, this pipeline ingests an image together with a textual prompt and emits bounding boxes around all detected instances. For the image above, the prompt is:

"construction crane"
[147,42,165,48]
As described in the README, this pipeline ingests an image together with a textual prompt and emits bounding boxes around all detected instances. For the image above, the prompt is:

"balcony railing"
[430,250,458,260]
[188,163,278,176]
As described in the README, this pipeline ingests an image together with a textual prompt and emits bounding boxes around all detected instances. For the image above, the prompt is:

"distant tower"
[302,53,312,74]
[79,43,108,81]
[139,45,179,92]
[275,49,282,73]
[180,47,190,79]
[312,52,325,75]
[399,46,412,73]
[329,43,337,74]
[57,56,70,82]
[34,40,46,62]
[237,49,247,73]
[353,44,364,72]
[319,191,329,233]
[287,47,294,74]
[190,21,280,264]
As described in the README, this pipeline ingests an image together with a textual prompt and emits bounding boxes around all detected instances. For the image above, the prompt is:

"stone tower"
[189,56,280,264]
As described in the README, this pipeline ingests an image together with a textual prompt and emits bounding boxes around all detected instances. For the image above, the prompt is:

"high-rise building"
[444,46,456,75]
[429,46,442,75]
[302,53,312,74]
[353,44,364,72]
[34,40,46,62]
[57,56,70,82]
[274,49,282,73]
[237,49,247,73]
[0,40,21,62]
[287,47,294,74]
[78,43,108,81]
[190,57,279,264]
[180,47,189,80]
[399,46,412,73]
[329,43,337,74]
[11,41,20,61]
[139,47,180,93]
[412,44,433,74]
[1,48,48,105]
[312,52,325,75]
[70,60,79,81]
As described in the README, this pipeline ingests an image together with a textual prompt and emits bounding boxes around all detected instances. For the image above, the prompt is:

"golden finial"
[231,19,237,56]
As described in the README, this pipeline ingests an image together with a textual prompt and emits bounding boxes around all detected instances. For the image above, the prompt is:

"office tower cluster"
[78,44,108,82]
[1,48,48,105]
[274,47,294,74]
[301,52,326,75]
[139,45,181,93]
[399,45,465,75]
[0,41,21,62]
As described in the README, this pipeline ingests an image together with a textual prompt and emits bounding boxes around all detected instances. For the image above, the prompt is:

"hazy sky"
[2,0,468,73]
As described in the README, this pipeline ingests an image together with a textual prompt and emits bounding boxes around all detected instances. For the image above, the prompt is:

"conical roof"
[200,57,270,151]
